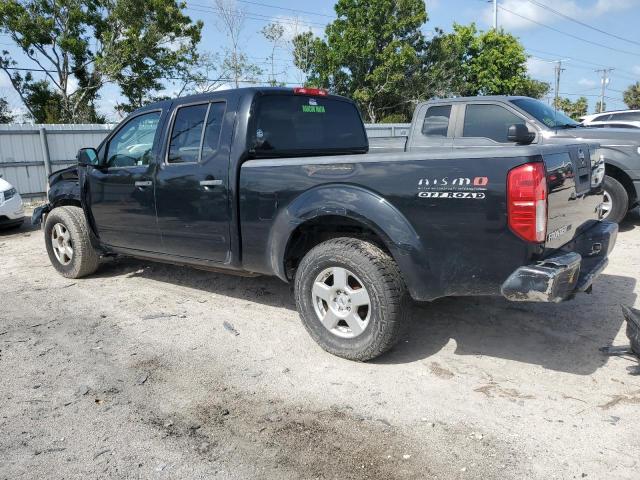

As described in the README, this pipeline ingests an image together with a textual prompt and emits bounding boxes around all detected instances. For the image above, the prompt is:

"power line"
[499,5,640,58]
[235,0,334,19]
[187,2,328,28]
[524,0,640,47]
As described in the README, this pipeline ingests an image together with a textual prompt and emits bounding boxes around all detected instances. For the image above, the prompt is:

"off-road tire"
[603,175,629,224]
[294,237,409,361]
[44,206,100,278]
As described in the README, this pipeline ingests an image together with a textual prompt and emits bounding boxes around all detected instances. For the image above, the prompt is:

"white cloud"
[578,77,597,88]
[269,15,325,43]
[483,0,640,31]
[526,57,553,77]
[633,65,640,75]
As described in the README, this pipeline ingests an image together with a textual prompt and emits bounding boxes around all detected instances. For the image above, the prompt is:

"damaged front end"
[31,166,80,226]
[501,221,618,303]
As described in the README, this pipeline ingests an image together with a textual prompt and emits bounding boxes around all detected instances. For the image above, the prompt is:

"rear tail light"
[507,162,547,243]
[293,87,328,96]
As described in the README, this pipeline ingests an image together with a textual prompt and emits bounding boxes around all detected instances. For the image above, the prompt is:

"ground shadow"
[0,216,39,237]
[618,208,640,233]
[93,256,636,376]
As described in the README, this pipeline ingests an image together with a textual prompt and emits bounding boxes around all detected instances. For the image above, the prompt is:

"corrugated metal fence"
[0,124,114,199]
[0,123,410,200]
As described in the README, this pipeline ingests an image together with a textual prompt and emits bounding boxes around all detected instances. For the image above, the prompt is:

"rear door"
[154,99,233,262]
[406,103,454,151]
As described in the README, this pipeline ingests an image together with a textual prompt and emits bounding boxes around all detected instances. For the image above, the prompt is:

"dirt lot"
[1,212,640,480]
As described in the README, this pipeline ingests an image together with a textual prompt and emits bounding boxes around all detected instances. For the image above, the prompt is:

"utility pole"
[596,68,613,113]
[554,60,564,109]
[493,0,498,30]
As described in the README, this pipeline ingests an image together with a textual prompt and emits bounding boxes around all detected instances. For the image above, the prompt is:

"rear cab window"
[422,105,451,137]
[248,93,368,158]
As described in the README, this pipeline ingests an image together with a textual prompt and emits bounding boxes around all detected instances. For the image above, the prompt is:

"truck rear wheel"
[44,206,100,279]
[602,175,628,223]
[294,237,409,361]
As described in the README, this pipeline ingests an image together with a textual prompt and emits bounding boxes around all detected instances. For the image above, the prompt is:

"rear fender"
[268,184,436,300]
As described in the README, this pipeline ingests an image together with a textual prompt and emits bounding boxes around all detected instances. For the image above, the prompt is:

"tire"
[294,237,409,361]
[44,206,100,278]
[602,175,629,224]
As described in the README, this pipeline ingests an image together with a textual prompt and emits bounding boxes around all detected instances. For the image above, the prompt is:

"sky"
[1,0,640,122]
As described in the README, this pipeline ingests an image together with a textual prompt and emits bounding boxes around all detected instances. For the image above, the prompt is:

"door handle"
[200,179,223,187]
[135,180,152,187]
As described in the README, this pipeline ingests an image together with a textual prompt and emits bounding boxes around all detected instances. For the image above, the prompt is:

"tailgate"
[544,144,604,249]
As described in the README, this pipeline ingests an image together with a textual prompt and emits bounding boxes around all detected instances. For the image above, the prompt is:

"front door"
[87,110,163,251]
[154,100,232,262]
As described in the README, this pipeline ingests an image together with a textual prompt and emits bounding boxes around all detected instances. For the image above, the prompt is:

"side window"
[613,112,640,121]
[106,112,161,168]
[592,114,611,122]
[463,104,523,143]
[168,104,208,164]
[421,105,451,137]
[201,102,226,161]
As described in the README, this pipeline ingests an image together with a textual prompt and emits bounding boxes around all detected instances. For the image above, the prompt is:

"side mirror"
[77,147,99,167]
[507,124,535,145]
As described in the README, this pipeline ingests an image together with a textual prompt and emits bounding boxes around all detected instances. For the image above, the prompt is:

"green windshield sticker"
[302,105,326,113]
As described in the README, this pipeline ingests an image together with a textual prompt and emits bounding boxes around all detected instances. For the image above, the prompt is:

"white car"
[0,176,25,229]
[583,120,640,130]
[581,109,640,124]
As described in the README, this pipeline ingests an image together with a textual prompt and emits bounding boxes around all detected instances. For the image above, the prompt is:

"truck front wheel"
[294,237,409,361]
[44,206,100,278]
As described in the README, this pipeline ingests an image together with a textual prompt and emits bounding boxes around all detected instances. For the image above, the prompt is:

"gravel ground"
[1,212,640,479]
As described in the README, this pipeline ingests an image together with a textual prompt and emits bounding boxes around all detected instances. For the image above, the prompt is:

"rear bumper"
[501,221,618,302]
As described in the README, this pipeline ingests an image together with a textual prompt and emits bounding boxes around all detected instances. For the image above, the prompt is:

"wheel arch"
[268,184,436,301]
[605,161,637,206]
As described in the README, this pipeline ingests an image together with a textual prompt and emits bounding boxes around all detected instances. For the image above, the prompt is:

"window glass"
[463,104,523,142]
[592,114,611,122]
[250,94,368,157]
[421,105,451,137]
[612,112,640,121]
[510,98,577,128]
[201,102,226,161]
[168,104,208,163]
[106,112,161,168]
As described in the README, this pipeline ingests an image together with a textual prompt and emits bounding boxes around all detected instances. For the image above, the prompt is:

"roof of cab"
[136,87,352,113]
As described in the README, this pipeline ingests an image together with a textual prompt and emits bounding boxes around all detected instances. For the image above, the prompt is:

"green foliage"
[0,0,202,121]
[0,96,13,123]
[623,82,640,110]
[553,96,588,120]
[293,0,428,122]
[426,24,550,98]
[379,113,409,123]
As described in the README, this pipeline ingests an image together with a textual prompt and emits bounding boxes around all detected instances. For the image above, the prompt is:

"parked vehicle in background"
[33,87,616,361]
[0,175,24,229]
[581,120,640,130]
[581,109,640,124]
[370,96,640,223]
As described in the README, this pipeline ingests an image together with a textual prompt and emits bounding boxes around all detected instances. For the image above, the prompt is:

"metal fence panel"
[0,123,406,200]
[0,124,113,199]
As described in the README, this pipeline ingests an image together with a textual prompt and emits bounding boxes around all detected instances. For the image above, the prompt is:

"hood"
[0,177,13,192]
[553,126,640,147]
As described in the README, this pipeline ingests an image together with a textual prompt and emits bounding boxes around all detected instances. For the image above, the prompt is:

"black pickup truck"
[34,87,617,361]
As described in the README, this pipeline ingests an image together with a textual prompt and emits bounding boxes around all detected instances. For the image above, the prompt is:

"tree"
[426,24,550,99]
[623,82,640,109]
[261,22,285,87]
[553,96,588,120]
[0,0,202,121]
[292,0,428,122]
[215,0,262,88]
[0,96,14,123]
[595,100,606,113]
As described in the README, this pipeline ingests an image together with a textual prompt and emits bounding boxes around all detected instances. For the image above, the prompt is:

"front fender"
[268,184,436,301]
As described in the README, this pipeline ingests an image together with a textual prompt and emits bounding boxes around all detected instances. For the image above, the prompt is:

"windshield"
[510,98,579,129]
[248,93,368,158]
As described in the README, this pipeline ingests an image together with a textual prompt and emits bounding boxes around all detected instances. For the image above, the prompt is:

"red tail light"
[507,162,547,243]
[293,87,328,96]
